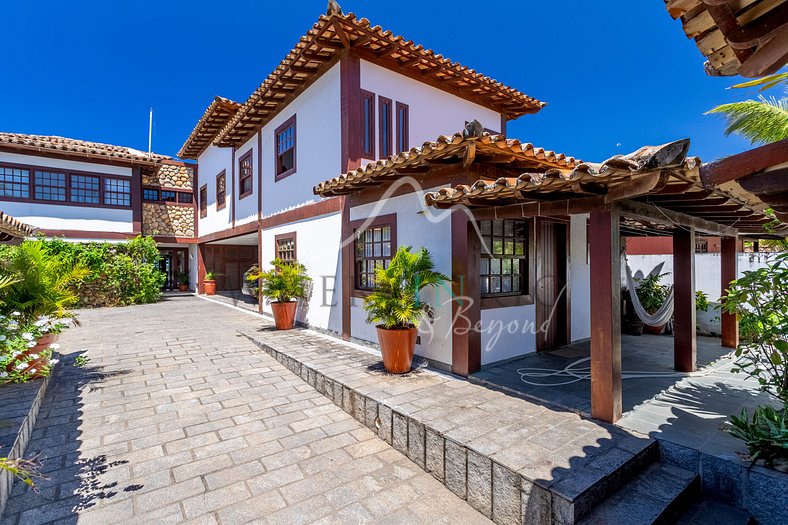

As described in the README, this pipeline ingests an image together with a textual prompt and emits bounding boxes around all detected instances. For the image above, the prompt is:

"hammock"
[625,265,675,327]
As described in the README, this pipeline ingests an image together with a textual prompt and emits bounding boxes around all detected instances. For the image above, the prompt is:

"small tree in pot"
[203,271,217,295]
[252,259,311,330]
[177,272,189,292]
[633,272,671,334]
[362,247,450,374]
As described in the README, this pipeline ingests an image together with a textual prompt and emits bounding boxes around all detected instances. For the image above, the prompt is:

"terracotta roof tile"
[0,212,37,240]
[178,97,242,160]
[0,132,170,164]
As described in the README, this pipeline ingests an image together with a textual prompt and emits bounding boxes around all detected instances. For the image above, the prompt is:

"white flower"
[50,359,59,365]
[15,363,26,370]
[0,335,6,342]
[49,344,60,350]
[21,333,34,341]
[11,351,21,358]
[11,311,20,316]
[0,372,7,378]
[26,341,37,348]
[28,368,35,374]
[28,354,39,359]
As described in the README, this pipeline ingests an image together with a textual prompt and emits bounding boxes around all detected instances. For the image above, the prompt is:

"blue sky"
[1,0,763,162]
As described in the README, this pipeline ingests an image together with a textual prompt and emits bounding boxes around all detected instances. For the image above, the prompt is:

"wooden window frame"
[379,96,393,159]
[142,185,193,206]
[199,184,208,218]
[274,232,297,262]
[0,161,132,209]
[274,115,297,181]
[479,218,535,310]
[350,213,397,297]
[396,102,409,154]
[33,169,68,202]
[360,90,375,160]
[216,171,226,210]
[238,151,254,199]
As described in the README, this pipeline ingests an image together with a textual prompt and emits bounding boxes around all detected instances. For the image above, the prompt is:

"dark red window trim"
[142,185,193,207]
[479,218,535,310]
[238,151,253,199]
[216,171,226,210]
[0,160,132,209]
[349,213,397,295]
[274,232,297,262]
[274,115,297,181]
[199,184,208,218]
[379,96,393,159]
[396,102,409,154]
[360,90,375,160]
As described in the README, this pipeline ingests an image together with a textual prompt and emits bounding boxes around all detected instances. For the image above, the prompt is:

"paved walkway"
[2,296,490,525]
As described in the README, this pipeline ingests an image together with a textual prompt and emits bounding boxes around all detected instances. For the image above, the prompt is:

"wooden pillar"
[720,236,739,348]
[258,225,264,314]
[589,208,622,423]
[673,227,696,372]
[340,196,352,341]
[451,210,481,377]
[197,243,206,294]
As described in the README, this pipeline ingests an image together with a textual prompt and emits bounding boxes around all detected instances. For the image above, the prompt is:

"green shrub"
[250,259,311,303]
[633,272,670,314]
[728,404,788,467]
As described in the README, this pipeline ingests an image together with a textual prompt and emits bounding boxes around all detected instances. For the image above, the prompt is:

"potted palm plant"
[362,247,450,374]
[251,259,311,330]
[634,272,670,335]
[177,272,189,292]
[203,271,217,295]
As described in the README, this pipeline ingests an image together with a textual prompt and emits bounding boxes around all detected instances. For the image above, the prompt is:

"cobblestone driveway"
[2,296,490,524]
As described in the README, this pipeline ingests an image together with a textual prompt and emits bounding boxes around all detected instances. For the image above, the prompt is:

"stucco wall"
[196,145,233,236]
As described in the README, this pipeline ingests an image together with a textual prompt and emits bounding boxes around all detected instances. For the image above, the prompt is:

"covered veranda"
[423,130,787,423]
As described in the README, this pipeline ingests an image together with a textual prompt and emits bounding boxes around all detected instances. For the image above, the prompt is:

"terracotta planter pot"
[376,326,417,374]
[644,323,666,335]
[178,284,189,292]
[37,333,58,346]
[6,346,50,379]
[271,301,297,330]
[204,280,216,296]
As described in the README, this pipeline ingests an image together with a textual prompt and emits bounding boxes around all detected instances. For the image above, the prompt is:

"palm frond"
[706,96,788,145]
[729,73,788,92]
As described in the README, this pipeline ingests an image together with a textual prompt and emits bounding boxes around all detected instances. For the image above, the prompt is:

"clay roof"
[665,0,788,77]
[0,132,170,165]
[214,11,545,148]
[424,138,785,236]
[0,212,37,242]
[178,97,242,160]
[314,128,577,197]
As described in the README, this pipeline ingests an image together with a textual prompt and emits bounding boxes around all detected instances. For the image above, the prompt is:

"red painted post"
[673,227,697,372]
[450,210,481,377]
[720,236,739,348]
[589,208,622,423]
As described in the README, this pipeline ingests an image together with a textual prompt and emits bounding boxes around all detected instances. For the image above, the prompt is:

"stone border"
[244,334,657,525]
[0,370,53,517]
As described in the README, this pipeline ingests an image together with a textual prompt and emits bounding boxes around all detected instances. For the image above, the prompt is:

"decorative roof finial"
[463,119,485,139]
[327,0,343,16]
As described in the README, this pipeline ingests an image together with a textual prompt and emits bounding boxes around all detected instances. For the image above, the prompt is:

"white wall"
[569,214,590,342]
[349,188,453,365]
[196,144,233,236]
[234,134,259,227]
[360,60,502,157]
[260,212,343,333]
[0,151,133,234]
[480,304,537,365]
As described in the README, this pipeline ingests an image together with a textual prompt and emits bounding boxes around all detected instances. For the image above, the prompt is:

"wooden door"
[536,219,569,351]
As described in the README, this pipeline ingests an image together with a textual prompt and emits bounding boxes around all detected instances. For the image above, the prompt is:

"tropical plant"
[721,253,788,402]
[633,272,671,315]
[177,272,189,285]
[728,404,788,467]
[705,95,788,145]
[0,454,47,492]
[695,290,711,312]
[0,241,90,323]
[730,72,788,92]
[250,259,311,303]
[362,247,450,330]
[204,271,215,280]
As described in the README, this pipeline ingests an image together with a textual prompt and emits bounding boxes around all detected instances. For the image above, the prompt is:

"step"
[578,463,698,525]
[674,498,755,525]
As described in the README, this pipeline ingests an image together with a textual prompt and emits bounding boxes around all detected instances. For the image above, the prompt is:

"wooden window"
[70,175,100,204]
[34,170,67,202]
[161,190,177,202]
[177,192,193,204]
[275,116,296,180]
[479,219,530,299]
[143,188,159,201]
[352,214,396,292]
[216,171,226,210]
[379,96,392,158]
[0,167,30,198]
[396,102,409,154]
[275,232,297,262]
[199,184,208,218]
[238,151,253,198]
[103,178,131,207]
[360,90,375,159]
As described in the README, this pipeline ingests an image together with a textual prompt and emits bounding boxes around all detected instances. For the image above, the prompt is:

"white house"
[0,132,198,290]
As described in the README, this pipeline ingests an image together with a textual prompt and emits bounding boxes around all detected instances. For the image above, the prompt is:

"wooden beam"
[738,26,788,77]
[451,210,481,377]
[462,142,476,169]
[469,196,607,220]
[589,207,622,423]
[721,236,739,349]
[738,167,788,194]
[617,200,738,237]
[699,139,788,187]
[604,172,669,203]
[673,226,697,373]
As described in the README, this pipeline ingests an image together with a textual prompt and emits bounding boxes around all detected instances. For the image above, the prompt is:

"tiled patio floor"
[2,296,490,525]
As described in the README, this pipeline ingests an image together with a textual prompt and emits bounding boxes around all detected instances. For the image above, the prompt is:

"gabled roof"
[0,212,37,242]
[313,127,577,197]
[665,0,788,77]
[178,97,242,160]
[0,132,170,165]
[214,11,545,148]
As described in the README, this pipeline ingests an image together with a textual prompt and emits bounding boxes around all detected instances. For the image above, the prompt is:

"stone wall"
[142,163,194,189]
[142,203,195,237]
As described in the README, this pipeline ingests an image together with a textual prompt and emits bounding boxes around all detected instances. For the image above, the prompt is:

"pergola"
[0,212,36,244]
[316,122,787,423]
